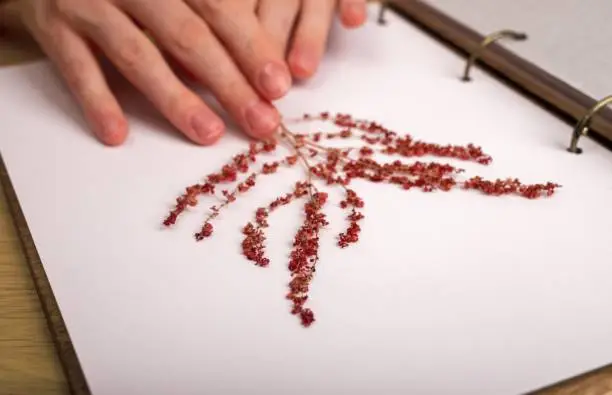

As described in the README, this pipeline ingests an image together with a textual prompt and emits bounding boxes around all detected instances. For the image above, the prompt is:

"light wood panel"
[0,182,68,395]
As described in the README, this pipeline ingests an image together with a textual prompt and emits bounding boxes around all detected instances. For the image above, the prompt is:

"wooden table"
[1,10,612,395]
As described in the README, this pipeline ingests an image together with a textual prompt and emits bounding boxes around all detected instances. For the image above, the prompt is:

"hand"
[258,0,367,80]
[16,0,367,147]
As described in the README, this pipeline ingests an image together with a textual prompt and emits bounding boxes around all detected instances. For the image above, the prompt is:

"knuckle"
[52,0,77,18]
[192,0,230,16]
[63,58,90,93]
[171,19,206,54]
[116,38,145,70]
[44,21,66,45]
[25,0,65,31]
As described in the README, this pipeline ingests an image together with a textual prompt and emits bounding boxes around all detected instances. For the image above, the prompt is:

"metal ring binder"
[567,95,612,154]
[461,30,528,82]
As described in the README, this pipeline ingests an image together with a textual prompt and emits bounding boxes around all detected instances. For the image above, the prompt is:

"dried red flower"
[163,112,561,327]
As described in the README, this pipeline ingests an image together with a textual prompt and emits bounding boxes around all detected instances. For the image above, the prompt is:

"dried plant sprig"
[162,112,561,327]
[194,152,299,241]
[242,181,310,268]
[163,140,276,227]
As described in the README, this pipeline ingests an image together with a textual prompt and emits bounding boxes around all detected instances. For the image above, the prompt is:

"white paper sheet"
[2,5,612,395]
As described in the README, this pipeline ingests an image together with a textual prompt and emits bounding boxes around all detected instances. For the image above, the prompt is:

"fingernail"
[244,101,280,137]
[342,1,367,26]
[190,113,224,144]
[259,62,291,98]
[289,50,317,79]
[99,116,127,146]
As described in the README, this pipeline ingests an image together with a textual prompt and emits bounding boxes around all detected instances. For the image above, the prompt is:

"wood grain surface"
[0,183,69,395]
[1,3,612,394]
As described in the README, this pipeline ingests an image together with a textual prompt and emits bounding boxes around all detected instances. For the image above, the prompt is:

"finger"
[287,0,336,80]
[339,0,367,28]
[256,0,300,55]
[162,50,199,83]
[21,15,128,146]
[188,0,292,100]
[122,0,280,139]
[62,1,224,145]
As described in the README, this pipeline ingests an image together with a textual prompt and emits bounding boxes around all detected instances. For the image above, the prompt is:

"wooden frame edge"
[0,154,91,395]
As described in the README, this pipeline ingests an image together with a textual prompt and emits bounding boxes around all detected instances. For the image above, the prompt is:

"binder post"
[462,30,528,82]
[568,95,612,154]
[367,0,388,25]
[378,2,388,25]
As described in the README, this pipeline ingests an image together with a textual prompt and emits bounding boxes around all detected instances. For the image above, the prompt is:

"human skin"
[14,0,368,146]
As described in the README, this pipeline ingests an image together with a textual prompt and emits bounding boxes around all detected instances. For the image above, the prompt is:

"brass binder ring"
[567,95,612,154]
[462,30,528,82]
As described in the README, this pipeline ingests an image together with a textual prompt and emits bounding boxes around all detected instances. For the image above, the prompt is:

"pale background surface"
[427,0,612,100]
[2,3,612,395]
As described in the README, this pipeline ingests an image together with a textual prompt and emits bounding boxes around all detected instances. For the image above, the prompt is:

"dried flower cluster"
[162,112,560,327]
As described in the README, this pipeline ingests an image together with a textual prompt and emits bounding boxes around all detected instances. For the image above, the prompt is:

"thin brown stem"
[280,123,318,197]
[203,173,255,223]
